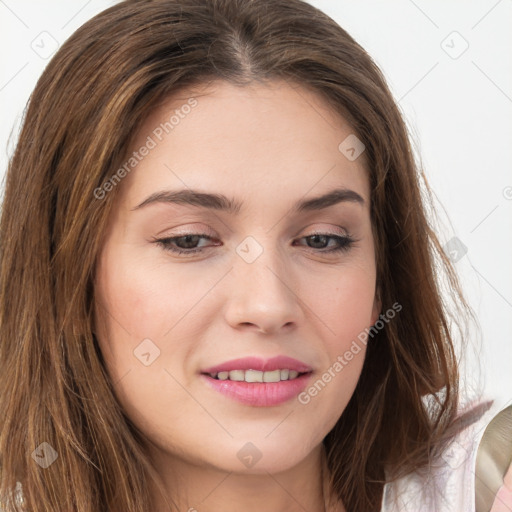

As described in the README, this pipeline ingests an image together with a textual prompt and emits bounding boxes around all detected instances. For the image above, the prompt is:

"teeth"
[209,369,304,382]
[263,369,281,383]
[245,369,263,382]
[229,370,245,381]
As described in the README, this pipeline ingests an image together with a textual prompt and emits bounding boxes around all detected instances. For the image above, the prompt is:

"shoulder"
[380,398,512,512]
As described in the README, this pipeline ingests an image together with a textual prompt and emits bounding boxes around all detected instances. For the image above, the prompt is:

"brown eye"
[294,233,355,253]
[153,234,217,255]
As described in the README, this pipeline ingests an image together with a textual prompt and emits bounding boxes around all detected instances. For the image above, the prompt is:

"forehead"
[119,79,370,211]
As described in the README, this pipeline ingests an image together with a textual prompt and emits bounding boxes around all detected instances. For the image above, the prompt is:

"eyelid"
[156,225,217,238]
[304,227,349,237]
[157,225,350,241]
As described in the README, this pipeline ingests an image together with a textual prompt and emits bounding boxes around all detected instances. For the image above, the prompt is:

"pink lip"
[201,355,312,374]
[200,356,313,407]
[200,373,312,407]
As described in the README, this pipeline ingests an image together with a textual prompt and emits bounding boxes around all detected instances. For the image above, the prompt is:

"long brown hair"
[0,0,475,510]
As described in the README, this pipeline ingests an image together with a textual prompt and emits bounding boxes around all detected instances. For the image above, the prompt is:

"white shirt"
[380,398,507,512]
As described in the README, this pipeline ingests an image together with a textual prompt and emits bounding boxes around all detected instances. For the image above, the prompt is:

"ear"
[371,286,382,325]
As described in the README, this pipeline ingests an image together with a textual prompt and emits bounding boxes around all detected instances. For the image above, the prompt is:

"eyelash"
[152,232,356,256]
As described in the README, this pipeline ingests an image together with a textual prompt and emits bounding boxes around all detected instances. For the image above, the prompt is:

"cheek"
[95,244,201,340]
[294,264,375,416]
[93,243,213,402]
[305,262,377,349]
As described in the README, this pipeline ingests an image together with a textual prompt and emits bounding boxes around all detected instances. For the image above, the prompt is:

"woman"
[0,0,510,511]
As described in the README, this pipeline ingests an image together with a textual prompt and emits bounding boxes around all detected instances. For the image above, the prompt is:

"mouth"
[199,357,313,407]
[199,355,313,406]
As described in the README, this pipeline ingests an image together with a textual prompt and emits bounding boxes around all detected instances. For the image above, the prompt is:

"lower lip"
[200,373,312,407]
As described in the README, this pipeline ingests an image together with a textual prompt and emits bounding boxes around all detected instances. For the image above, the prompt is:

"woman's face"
[94,79,380,475]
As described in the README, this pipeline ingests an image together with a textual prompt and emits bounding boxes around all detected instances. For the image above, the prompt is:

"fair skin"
[94,80,381,512]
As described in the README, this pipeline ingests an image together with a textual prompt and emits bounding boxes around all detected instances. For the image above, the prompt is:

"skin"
[94,79,381,512]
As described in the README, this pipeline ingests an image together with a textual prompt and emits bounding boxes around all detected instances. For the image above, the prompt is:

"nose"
[223,240,303,335]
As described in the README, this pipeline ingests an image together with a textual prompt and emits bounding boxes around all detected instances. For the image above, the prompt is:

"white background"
[1,1,511,409]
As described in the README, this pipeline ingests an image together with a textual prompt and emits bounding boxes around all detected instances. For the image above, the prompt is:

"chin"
[196,433,320,475]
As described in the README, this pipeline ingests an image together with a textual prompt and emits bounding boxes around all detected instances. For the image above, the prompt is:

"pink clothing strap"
[489,485,512,512]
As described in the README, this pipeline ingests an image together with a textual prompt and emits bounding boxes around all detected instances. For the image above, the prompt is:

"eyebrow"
[131,187,365,214]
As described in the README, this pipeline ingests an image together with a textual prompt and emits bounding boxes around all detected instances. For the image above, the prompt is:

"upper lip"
[201,356,313,374]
